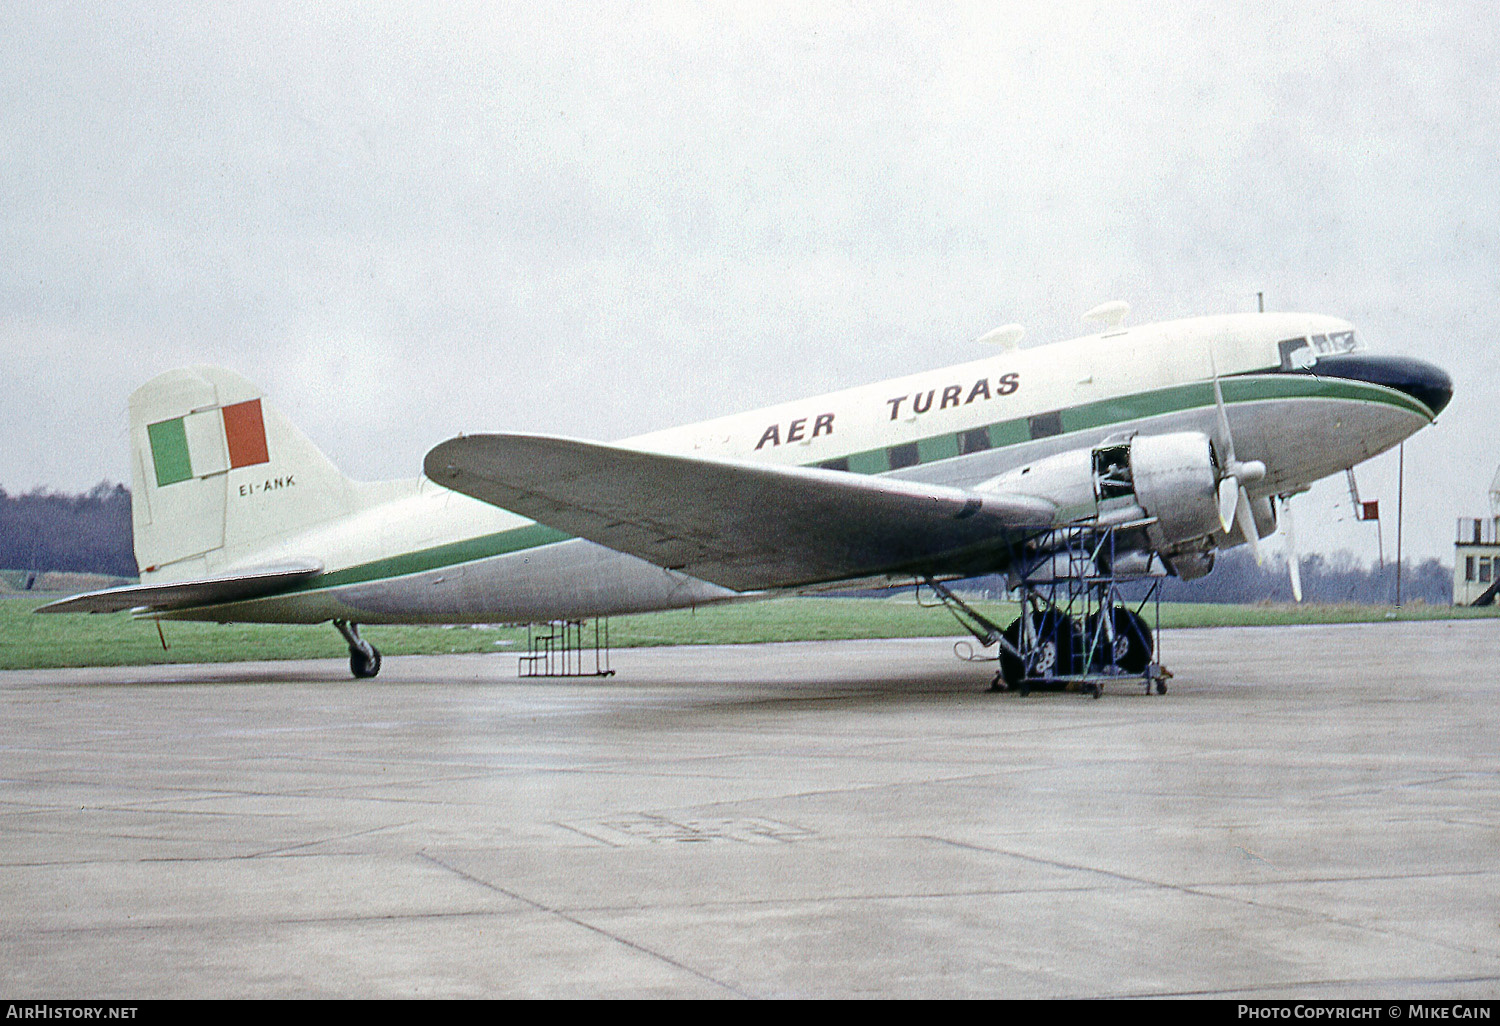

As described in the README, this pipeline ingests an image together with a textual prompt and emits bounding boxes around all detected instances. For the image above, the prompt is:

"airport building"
[1454,467,1500,606]
[1454,516,1500,606]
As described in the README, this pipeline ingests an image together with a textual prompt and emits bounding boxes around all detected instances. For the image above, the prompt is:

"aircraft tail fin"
[128,367,369,578]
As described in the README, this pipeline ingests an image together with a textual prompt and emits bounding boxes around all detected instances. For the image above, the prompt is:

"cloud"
[1,1,1494,562]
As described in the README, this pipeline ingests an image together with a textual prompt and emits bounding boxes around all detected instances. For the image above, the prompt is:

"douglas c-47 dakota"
[40,305,1453,692]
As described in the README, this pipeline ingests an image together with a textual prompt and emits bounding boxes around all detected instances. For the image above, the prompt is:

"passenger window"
[1028,411,1063,440]
[959,428,991,455]
[888,442,919,470]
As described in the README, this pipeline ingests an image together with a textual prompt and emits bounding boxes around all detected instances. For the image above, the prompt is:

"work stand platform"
[518,618,616,678]
[924,525,1171,698]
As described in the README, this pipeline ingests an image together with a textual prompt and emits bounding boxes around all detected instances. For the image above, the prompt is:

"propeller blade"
[1211,353,1236,467]
[1218,477,1239,534]
[1235,485,1262,565]
[1283,496,1303,603]
[1211,344,1269,561]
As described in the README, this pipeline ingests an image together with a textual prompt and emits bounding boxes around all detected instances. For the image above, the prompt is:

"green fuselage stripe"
[284,523,572,594]
[285,374,1425,597]
[839,373,1429,473]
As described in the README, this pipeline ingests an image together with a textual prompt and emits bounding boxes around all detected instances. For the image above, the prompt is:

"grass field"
[2,592,1496,671]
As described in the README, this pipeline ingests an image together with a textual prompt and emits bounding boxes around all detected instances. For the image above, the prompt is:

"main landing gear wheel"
[998,611,1079,693]
[333,620,382,679]
[1086,605,1154,675]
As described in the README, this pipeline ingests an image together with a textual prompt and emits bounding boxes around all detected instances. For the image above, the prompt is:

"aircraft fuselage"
[144,311,1450,625]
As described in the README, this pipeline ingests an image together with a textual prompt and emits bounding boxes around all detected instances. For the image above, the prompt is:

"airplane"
[39,306,1453,687]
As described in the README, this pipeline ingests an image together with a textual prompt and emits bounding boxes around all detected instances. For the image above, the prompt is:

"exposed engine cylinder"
[1127,431,1222,547]
[978,429,1236,553]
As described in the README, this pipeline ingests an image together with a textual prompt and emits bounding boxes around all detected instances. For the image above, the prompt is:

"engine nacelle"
[977,430,1227,551]
[1128,431,1222,549]
[1167,548,1216,581]
[977,447,1098,524]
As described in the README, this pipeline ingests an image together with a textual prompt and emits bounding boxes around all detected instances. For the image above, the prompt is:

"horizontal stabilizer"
[424,434,1054,592]
[34,561,324,615]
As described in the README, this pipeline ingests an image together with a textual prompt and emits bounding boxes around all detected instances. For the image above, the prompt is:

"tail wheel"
[1087,606,1153,674]
[350,645,382,679]
[999,611,1079,691]
[335,620,382,679]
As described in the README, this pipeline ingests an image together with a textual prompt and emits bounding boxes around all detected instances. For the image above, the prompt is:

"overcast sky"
[2,1,1495,566]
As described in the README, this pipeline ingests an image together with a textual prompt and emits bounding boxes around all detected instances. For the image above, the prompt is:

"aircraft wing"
[424,434,1056,592]
[34,561,324,615]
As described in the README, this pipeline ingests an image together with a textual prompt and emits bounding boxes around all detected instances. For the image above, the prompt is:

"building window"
[1467,555,1477,582]
[1481,558,1493,584]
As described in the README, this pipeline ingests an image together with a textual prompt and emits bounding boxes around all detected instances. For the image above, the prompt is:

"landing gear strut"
[924,525,1170,698]
[334,619,381,679]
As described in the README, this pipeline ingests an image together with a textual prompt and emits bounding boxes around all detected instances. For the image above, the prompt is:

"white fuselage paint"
[162,313,1435,625]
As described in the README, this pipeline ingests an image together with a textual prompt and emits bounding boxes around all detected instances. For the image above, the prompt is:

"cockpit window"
[1278,337,1315,369]
[1278,330,1360,370]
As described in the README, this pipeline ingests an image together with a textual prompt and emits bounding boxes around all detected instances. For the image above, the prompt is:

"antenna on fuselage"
[1082,300,1129,331]
[975,323,1025,351]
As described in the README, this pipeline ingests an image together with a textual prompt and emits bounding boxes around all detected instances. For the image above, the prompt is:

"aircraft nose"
[1306,354,1454,418]
[1411,359,1455,416]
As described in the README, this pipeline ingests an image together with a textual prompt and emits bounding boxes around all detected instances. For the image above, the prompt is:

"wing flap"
[34,560,324,615]
[424,434,1054,591]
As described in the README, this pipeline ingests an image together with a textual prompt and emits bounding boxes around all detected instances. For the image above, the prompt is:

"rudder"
[129,367,364,579]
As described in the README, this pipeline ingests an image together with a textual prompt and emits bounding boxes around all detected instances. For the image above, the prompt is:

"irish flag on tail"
[147,399,270,487]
